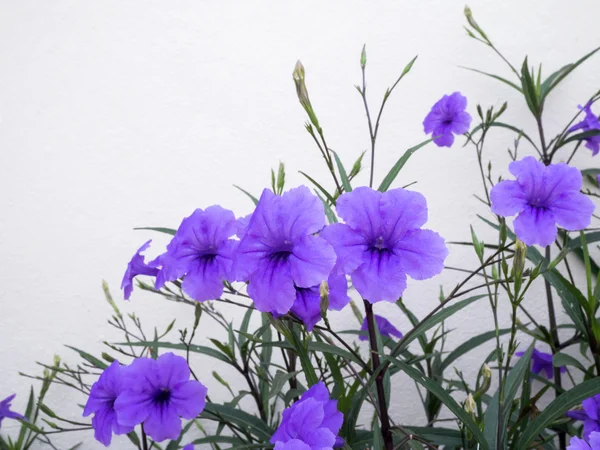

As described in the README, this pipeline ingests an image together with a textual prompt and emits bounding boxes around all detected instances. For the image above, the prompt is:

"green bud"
[465,393,476,414]
[102,353,115,363]
[39,403,57,418]
[513,239,527,278]
[360,44,367,69]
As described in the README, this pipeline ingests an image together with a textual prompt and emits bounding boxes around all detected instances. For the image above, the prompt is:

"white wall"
[1,1,599,448]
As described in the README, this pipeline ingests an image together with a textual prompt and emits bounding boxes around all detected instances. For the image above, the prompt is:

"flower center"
[370,236,389,253]
[154,388,171,405]
[270,240,294,264]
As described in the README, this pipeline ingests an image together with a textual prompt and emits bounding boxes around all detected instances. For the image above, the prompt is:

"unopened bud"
[360,44,367,69]
[319,280,330,315]
[465,393,476,414]
[482,363,492,380]
[513,239,527,278]
[292,60,320,129]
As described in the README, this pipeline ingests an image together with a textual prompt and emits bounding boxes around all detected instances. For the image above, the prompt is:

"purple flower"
[235,187,336,315]
[568,395,600,441]
[568,102,600,156]
[515,347,564,379]
[83,361,134,446]
[423,92,472,147]
[291,273,350,331]
[114,353,208,442]
[568,432,600,449]
[321,187,448,303]
[270,381,343,450]
[490,156,595,247]
[121,240,160,300]
[183,445,194,450]
[154,206,238,302]
[359,315,403,342]
[0,394,26,429]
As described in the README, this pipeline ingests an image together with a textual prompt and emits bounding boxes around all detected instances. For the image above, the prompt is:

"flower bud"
[360,44,367,69]
[292,60,320,130]
[319,280,330,315]
[513,239,527,279]
[465,393,476,414]
[482,363,492,380]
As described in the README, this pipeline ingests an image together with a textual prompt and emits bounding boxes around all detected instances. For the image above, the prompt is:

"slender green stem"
[141,425,149,450]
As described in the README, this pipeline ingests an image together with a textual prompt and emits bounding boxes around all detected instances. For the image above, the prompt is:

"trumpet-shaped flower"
[515,347,564,379]
[490,156,594,247]
[0,394,26,429]
[321,187,447,303]
[114,353,208,442]
[359,315,403,341]
[155,206,238,302]
[121,240,159,300]
[568,102,600,156]
[423,92,472,147]
[235,187,336,315]
[568,432,600,449]
[83,361,134,446]
[291,273,350,330]
[568,395,600,441]
[271,381,343,450]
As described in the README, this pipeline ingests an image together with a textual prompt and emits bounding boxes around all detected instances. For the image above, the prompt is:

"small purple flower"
[291,273,350,331]
[154,206,239,302]
[235,187,336,315]
[0,394,26,429]
[490,156,595,247]
[423,92,472,147]
[321,187,447,303]
[121,240,160,300]
[568,432,600,449]
[568,102,600,156]
[568,395,600,441]
[114,353,208,442]
[359,315,403,342]
[515,347,564,379]
[83,361,134,446]
[270,381,343,450]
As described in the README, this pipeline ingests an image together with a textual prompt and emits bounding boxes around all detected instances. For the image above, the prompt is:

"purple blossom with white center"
[0,394,26,429]
[515,347,564,379]
[234,187,336,315]
[423,92,472,147]
[291,273,350,331]
[490,156,595,247]
[568,102,600,156]
[568,432,600,450]
[568,395,600,441]
[114,353,208,442]
[270,381,343,450]
[83,361,134,446]
[321,187,448,303]
[154,206,238,302]
[121,240,160,300]
[359,314,403,342]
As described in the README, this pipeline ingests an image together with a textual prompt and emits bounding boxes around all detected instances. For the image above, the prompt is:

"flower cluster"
[123,185,446,328]
[491,156,594,247]
[271,381,343,450]
[83,353,207,446]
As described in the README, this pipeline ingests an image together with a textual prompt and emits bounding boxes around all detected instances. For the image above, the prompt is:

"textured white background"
[1,1,600,448]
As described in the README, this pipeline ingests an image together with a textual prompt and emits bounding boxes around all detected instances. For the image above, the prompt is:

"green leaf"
[234,185,259,205]
[553,352,590,374]
[268,370,302,399]
[262,340,363,366]
[562,129,600,146]
[460,66,523,92]
[238,307,254,356]
[540,46,600,100]
[441,328,511,372]
[133,227,176,236]
[378,139,432,192]
[202,403,272,440]
[315,191,338,224]
[517,377,600,448]
[66,346,108,369]
[520,57,541,117]
[332,151,352,193]
[118,341,232,364]
[387,359,489,450]
[401,426,463,448]
[299,171,336,204]
[191,436,244,446]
